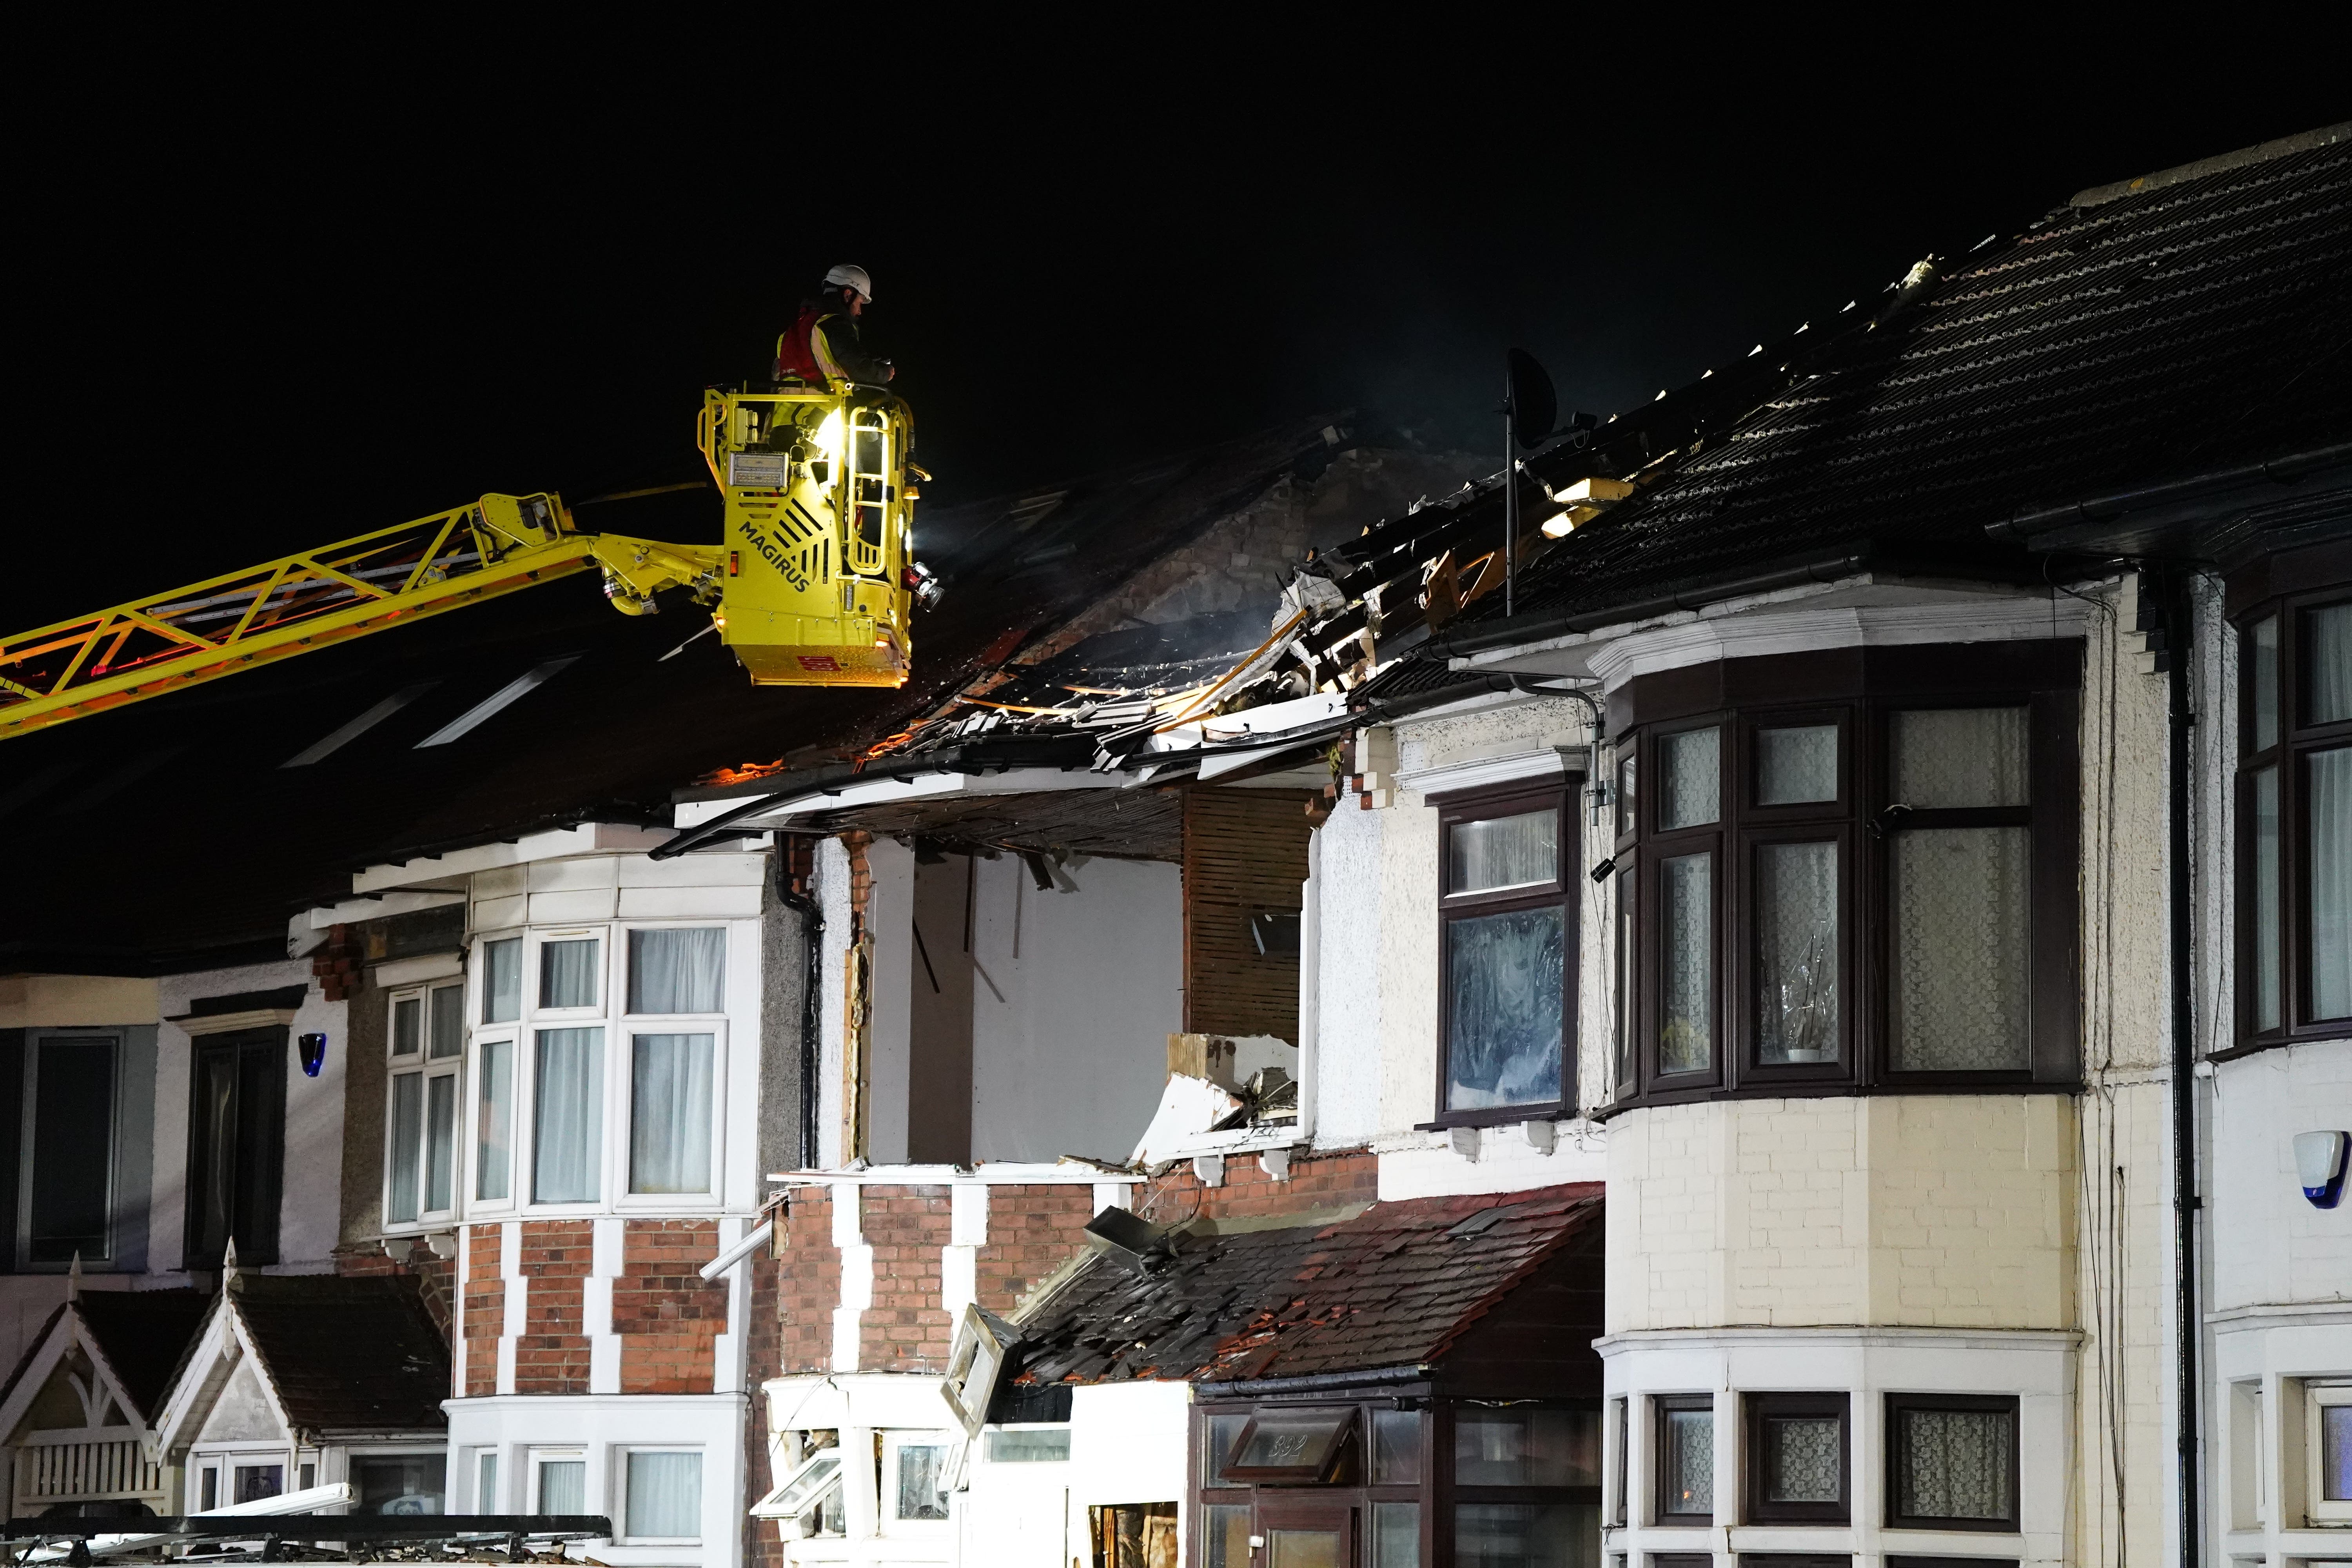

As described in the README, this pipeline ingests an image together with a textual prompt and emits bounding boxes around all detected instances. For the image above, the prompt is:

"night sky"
[15,25,2345,632]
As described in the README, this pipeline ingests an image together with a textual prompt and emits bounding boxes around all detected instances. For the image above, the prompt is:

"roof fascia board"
[351,823,673,895]
[149,1301,236,1457]
[677,766,1122,833]
[293,889,466,933]
[0,1311,77,1437]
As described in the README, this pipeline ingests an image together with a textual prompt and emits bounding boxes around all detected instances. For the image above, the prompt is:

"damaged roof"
[2,416,1370,971]
[1009,1185,1602,1393]
[1436,123,2352,644]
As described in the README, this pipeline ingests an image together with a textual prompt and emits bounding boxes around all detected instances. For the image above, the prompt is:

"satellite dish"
[1508,348,1557,450]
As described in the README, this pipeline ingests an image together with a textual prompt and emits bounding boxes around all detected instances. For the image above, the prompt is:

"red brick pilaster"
[615,1219,727,1393]
[515,1219,593,1394]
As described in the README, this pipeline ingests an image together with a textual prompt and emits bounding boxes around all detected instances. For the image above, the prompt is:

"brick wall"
[462,1226,504,1397]
[615,1219,728,1393]
[515,1219,593,1394]
[332,1234,456,1339]
[858,1186,954,1372]
[975,1183,1099,1318]
[778,1188,842,1375]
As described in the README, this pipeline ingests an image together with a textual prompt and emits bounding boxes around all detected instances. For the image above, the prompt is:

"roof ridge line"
[2071,122,2351,208]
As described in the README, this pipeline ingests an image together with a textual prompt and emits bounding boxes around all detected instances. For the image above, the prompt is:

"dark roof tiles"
[1009,1185,1601,1387]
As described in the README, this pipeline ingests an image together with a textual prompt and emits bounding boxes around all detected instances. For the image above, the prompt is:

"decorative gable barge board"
[1182,787,1313,1040]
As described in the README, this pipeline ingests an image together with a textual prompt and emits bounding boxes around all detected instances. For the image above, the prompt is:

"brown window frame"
[1604,643,2082,1113]
[1221,1406,1359,1483]
[1741,1392,1849,1524]
[1651,1394,1714,1525]
[1883,1392,2021,1533]
[1429,779,1581,1129]
[2229,584,2352,1057]
[1193,1396,1600,1568]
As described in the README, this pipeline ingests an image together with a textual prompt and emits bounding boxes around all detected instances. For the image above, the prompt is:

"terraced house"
[1,122,2346,1568]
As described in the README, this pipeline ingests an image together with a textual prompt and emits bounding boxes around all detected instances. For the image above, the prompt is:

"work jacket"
[774,303,891,386]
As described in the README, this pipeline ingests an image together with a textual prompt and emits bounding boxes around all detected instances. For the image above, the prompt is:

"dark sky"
[14,23,2346,630]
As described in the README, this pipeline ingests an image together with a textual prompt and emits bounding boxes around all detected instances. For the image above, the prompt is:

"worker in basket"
[775,263,895,388]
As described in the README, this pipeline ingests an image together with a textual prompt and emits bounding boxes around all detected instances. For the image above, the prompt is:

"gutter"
[1193,1362,1432,1398]
[1989,442,2352,545]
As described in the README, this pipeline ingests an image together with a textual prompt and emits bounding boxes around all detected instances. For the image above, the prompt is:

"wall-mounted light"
[299,1033,328,1078]
[2294,1130,2348,1209]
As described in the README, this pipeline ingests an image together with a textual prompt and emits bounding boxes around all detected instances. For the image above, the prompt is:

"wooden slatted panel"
[1182,787,1312,1039]
[18,1437,163,1504]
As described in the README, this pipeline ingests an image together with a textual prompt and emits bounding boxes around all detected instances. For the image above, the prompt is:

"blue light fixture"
[2294,1130,2348,1209]
[299,1032,328,1078]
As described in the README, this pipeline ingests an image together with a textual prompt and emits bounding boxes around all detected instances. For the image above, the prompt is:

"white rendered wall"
[153,958,348,1274]
[862,840,917,1167]
[967,855,1181,1164]
[1310,801,1383,1149]
[817,838,854,1171]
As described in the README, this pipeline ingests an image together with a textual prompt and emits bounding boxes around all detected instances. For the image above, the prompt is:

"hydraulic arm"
[0,383,932,739]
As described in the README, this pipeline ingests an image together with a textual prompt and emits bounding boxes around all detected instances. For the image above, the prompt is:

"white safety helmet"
[823,263,873,303]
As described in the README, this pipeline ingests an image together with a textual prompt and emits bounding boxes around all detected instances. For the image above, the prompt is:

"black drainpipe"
[2165,570,2201,1568]
[777,844,826,1168]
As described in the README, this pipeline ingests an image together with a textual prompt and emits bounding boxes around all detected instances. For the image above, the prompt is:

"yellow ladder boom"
[0,493,720,739]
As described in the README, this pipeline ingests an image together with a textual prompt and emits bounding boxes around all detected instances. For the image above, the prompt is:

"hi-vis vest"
[774,305,839,383]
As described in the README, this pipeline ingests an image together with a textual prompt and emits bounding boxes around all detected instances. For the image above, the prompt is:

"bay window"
[454,924,730,1217]
[1435,781,1579,1123]
[2234,589,2352,1051]
[1608,644,2080,1109]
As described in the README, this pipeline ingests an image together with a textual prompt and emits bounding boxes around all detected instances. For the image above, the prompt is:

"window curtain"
[540,939,598,1009]
[538,1459,586,1515]
[2312,604,2350,724]
[1893,828,2029,1070]
[626,1451,702,1539]
[1659,728,1720,828]
[476,1040,513,1201]
[1660,853,1712,1073]
[533,1028,603,1203]
[1898,1408,2011,1519]
[629,928,726,1014]
[1449,810,1557,894]
[483,938,522,1024]
[1445,908,1564,1109]
[1756,842,1838,1063]
[630,1033,715,1193]
[1893,708,2027,806]
[1757,724,1837,804]
[425,1075,456,1212]
[2311,746,2350,1019]
[388,1072,423,1222]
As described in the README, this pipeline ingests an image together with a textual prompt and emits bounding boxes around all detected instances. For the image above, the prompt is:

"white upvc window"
[618,1446,704,1544]
[2311,1381,2352,1524]
[385,980,464,1227]
[532,1448,589,1515]
[458,922,733,1218]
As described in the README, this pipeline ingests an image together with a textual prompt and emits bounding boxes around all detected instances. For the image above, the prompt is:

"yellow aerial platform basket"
[0,381,935,738]
[694,383,924,689]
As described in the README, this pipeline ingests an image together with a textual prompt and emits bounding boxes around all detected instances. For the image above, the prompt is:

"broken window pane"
[1446,906,1565,1110]
[1450,809,1558,894]
[893,1444,948,1521]
[1658,728,1720,829]
[1893,709,2027,808]
[1757,724,1837,805]
[1659,853,1712,1074]
[1892,828,2029,1071]
[1756,842,1838,1065]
